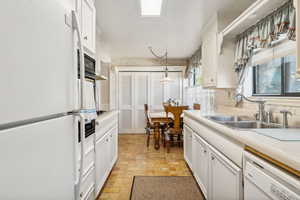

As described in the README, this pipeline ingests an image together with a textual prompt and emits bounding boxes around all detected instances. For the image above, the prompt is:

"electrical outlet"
[64,13,72,28]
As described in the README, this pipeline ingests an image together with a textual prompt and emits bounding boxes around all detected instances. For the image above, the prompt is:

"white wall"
[184,86,215,114]
[96,31,111,72]
[95,31,113,111]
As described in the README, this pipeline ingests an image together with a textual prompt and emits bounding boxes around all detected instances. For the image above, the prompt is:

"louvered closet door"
[133,72,150,133]
[118,72,134,133]
[118,71,182,133]
[150,72,165,111]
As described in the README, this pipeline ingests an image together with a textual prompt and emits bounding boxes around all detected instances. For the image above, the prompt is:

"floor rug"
[130,176,204,200]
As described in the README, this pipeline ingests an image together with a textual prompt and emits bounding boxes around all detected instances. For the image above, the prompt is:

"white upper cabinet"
[78,0,96,54]
[201,14,236,88]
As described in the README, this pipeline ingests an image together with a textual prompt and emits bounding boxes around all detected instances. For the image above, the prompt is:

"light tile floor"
[97,134,192,200]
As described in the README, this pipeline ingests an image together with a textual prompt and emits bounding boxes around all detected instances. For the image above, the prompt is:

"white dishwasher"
[243,151,300,200]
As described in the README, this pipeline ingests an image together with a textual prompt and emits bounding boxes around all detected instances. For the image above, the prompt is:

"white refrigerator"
[0,0,86,199]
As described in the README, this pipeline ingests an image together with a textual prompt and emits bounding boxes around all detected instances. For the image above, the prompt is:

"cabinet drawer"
[79,134,94,153]
[77,146,95,174]
[96,120,117,141]
[80,166,95,200]
[194,133,208,151]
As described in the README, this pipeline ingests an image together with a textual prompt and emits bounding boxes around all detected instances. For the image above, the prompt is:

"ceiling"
[95,0,255,59]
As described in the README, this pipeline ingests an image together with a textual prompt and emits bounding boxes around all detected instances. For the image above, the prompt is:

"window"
[253,55,300,96]
[188,66,202,87]
[194,66,202,86]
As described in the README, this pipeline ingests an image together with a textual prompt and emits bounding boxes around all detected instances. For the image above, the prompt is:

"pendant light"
[148,46,173,83]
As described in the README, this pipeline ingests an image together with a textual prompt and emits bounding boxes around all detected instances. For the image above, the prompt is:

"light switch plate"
[64,13,72,28]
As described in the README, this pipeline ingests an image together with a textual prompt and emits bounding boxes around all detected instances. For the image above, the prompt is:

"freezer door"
[0,115,76,200]
[0,0,77,124]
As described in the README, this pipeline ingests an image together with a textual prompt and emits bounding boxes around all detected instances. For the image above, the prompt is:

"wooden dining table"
[149,110,185,150]
[149,112,173,150]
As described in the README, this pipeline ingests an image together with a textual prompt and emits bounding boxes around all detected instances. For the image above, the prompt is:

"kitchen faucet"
[235,93,266,122]
[280,110,292,128]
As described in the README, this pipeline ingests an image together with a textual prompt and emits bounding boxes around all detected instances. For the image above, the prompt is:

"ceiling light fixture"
[148,46,173,84]
[140,0,163,16]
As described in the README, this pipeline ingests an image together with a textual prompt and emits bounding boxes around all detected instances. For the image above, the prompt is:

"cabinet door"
[95,134,109,195]
[150,72,165,111]
[183,125,193,169]
[118,72,134,133]
[82,0,96,53]
[109,126,118,163]
[133,72,149,132]
[209,146,242,200]
[193,133,209,199]
[202,20,218,87]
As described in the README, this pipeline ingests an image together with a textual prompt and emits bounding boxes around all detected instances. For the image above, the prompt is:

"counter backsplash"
[214,89,300,127]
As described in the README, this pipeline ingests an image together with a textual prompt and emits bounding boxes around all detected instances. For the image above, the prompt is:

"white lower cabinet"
[110,126,118,163]
[193,133,209,199]
[184,125,193,169]
[209,146,242,200]
[184,125,242,200]
[95,125,118,196]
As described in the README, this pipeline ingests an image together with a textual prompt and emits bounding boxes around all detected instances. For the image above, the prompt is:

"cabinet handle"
[84,36,88,40]
[96,121,99,126]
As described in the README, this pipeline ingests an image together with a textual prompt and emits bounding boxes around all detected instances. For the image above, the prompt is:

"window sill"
[249,96,300,107]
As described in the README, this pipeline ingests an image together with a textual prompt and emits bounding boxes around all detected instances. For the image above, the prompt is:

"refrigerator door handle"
[72,10,86,200]
[72,10,85,109]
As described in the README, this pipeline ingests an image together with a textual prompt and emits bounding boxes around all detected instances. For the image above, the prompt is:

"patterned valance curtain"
[185,47,202,78]
[234,0,296,74]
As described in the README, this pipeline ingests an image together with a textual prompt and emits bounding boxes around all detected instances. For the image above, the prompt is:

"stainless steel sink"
[205,115,252,122]
[206,115,235,122]
[205,115,282,129]
[222,121,282,129]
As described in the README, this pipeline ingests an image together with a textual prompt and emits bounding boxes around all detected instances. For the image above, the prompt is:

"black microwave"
[77,51,96,80]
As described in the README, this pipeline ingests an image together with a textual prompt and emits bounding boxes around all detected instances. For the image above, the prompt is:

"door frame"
[115,66,186,134]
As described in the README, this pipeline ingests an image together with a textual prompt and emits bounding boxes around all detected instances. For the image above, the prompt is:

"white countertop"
[184,110,300,172]
[97,110,119,122]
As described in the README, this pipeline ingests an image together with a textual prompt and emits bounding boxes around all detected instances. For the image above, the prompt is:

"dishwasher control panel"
[271,184,298,200]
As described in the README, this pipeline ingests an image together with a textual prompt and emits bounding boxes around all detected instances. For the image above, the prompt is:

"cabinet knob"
[210,78,214,82]
[84,36,88,40]
[96,121,100,126]
[211,156,215,160]
[106,139,109,142]
[204,150,207,153]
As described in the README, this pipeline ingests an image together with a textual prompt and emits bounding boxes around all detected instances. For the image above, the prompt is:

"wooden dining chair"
[193,103,201,110]
[163,102,170,117]
[144,104,154,147]
[162,103,174,146]
[165,106,189,153]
